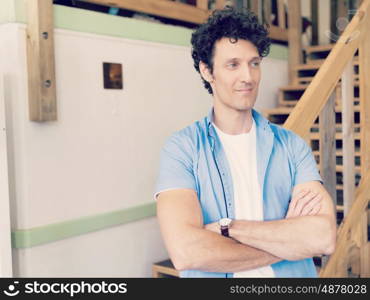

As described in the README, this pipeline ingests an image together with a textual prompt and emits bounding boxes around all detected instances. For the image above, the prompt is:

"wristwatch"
[219,218,232,237]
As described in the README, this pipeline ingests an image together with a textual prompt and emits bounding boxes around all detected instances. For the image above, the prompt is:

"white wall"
[0,23,287,277]
[0,71,13,277]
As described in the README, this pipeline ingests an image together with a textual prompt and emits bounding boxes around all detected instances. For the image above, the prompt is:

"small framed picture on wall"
[103,62,123,89]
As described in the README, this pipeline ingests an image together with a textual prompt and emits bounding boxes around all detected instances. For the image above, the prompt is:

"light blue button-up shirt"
[155,108,322,277]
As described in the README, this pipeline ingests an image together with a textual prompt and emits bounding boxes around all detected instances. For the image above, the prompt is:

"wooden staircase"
[263,44,369,276]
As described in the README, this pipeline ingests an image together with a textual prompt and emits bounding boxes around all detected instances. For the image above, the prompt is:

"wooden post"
[250,0,261,20]
[277,0,286,29]
[311,0,319,45]
[215,0,226,9]
[287,0,302,84]
[319,92,337,268]
[341,59,355,217]
[263,0,272,25]
[196,0,208,10]
[26,0,57,122]
[359,4,370,278]
[359,2,370,185]
[319,93,337,208]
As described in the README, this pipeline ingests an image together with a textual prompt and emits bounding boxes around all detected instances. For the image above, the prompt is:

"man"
[154,7,336,278]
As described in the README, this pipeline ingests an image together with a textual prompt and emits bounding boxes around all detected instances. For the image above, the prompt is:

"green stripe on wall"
[1,0,288,59]
[12,202,156,249]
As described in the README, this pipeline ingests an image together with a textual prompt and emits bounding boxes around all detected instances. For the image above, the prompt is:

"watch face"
[219,218,232,226]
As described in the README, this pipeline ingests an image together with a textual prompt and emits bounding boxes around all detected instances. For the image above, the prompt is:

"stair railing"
[283,0,370,277]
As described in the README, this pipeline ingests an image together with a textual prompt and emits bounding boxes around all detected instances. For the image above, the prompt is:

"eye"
[251,61,261,68]
[227,62,238,68]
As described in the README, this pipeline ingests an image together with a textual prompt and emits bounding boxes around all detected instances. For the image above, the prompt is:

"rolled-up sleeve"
[154,133,197,200]
[291,134,323,186]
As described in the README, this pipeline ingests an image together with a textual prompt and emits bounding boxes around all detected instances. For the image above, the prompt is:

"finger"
[288,189,310,213]
[308,202,322,215]
[301,195,323,215]
[293,191,319,216]
[287,190,312,218]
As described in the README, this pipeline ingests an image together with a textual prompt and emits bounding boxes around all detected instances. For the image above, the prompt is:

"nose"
[239,63,253,83]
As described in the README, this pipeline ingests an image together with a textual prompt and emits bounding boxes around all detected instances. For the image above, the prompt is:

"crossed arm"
[156,181,337,272]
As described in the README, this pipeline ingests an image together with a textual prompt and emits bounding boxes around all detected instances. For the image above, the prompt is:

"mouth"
[235,88,253,94]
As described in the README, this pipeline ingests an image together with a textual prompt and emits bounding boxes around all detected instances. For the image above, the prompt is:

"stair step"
[304,44,334,53]
[293,59,359,71]
[322,164,362,173]
[309,132,361,140]
[263,104,360,117]
[312,150,360,156]
[297,75,359,85]
[279,97,360,108]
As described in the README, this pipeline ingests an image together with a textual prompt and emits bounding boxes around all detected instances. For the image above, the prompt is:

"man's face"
[206,37,262,112]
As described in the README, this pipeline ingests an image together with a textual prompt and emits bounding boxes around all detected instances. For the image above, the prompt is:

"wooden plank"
[287,0,302,84]
[277,0,286,29]
[26,0,57,122]
[79,0,210,24]
[311,0,319,45]
[341,59,355,217]
[284,0,370,138]
[196,0,208,10]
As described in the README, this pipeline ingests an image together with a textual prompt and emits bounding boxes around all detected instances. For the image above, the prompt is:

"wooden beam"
[341,59,355,217]
[284,0,369,138]
[287,0,302,84]
[26,0,57,122]
[78,0,210,24]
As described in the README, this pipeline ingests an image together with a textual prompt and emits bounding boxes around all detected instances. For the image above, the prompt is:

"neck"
[213,102,253,135]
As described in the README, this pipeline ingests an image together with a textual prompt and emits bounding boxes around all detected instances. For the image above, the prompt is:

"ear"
[199,61,214,83]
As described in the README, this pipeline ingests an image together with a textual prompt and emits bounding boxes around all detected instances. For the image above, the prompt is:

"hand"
[286,189,323,219]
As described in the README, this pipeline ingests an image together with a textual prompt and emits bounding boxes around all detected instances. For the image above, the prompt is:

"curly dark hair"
[191,6,271,95]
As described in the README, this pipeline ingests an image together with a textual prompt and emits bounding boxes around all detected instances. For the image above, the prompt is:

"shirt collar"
[206,107,271,135]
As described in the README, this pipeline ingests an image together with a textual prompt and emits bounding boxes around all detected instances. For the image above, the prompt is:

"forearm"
[173,226,282,272]
[230,215,336,261]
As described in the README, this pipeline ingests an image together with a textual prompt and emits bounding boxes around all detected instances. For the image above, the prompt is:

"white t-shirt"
[213,118,275,278]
